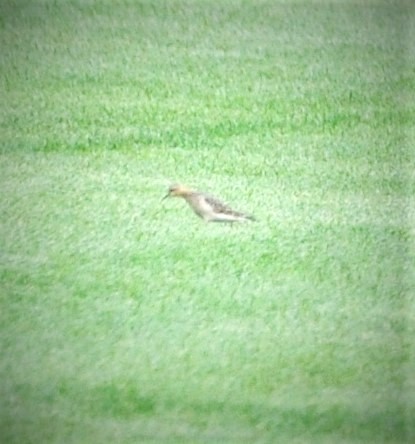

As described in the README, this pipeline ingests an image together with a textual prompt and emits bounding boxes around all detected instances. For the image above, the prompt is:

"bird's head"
[163,184,192,200]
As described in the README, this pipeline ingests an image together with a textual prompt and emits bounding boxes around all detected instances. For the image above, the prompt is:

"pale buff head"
[163,184,193,199]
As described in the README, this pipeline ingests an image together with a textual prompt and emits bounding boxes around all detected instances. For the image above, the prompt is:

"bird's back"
[185,192,253,222]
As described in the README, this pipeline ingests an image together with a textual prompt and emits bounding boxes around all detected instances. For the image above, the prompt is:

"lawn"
[1,0,414,443]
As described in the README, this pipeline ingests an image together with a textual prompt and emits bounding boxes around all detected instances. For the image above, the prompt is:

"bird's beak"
[162,193,170,201]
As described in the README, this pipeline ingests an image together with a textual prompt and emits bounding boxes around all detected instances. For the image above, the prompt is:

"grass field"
[1,0,414,442]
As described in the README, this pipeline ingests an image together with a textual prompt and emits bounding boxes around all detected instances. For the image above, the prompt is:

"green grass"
[1,0,414,442]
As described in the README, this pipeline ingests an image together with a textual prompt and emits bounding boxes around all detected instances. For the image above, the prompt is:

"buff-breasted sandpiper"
[163,184,255,223]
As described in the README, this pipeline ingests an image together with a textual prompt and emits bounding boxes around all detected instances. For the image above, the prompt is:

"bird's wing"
[204,195,245,217]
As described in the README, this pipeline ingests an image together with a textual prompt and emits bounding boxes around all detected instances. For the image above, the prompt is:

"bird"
[163,184,255,223]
